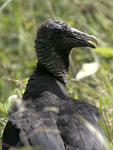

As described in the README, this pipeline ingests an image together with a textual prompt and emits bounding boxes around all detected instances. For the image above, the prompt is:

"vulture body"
[2,19,106,150]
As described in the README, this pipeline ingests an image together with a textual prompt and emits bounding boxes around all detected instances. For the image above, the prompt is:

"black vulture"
[2,19,106,150]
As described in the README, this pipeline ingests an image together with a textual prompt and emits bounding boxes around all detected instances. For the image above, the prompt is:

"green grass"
[0,0,113,149]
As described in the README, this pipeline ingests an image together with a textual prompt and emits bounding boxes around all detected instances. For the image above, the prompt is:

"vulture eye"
[55,29,61,36]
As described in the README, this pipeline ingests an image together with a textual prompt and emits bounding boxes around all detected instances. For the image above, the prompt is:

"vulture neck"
[22,61,71,101]
[35,46,70,84]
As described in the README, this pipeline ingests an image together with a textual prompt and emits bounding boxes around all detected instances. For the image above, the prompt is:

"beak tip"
[91,35,98,46]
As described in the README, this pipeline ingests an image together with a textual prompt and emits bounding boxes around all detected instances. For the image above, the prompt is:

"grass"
[0,0,113,149]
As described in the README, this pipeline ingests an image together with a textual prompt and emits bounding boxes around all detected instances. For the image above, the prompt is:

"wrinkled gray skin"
[2,19,106,150]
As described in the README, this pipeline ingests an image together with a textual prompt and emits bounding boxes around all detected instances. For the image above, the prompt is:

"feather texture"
[2,19,106,150]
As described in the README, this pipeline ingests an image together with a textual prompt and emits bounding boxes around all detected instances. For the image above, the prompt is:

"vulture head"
[35,19,97,84]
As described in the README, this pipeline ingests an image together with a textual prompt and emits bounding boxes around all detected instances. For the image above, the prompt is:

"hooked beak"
[54,26,98,51]
[69,27,98,48]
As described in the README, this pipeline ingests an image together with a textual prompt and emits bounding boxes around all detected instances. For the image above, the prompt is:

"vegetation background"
[0,0,113,149]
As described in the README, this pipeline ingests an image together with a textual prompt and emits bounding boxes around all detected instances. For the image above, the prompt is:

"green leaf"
[15,88,22,99]
[95,116,111,141]
[94,47,113,58]
[74,92,78,99]
[76,62,99,80]
[0,102,6,114]
[100,96,111,106]
[3,103,8,115]
[99,97,102,115]
[5,95,17,111]
[0,118,7,125]
[11,88,22,99]
[101,68,113,99]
